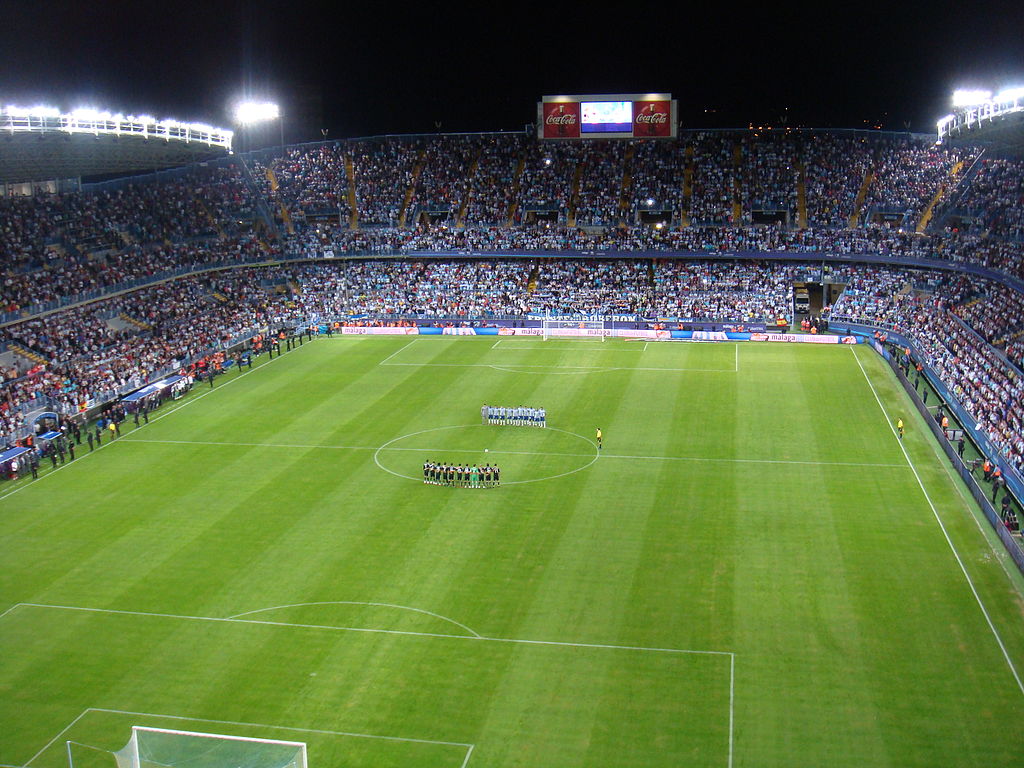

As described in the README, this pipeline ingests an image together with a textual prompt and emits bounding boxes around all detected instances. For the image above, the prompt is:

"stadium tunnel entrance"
[792,282,824,317]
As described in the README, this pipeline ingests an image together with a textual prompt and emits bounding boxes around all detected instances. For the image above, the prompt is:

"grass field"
[2,336,1023,768]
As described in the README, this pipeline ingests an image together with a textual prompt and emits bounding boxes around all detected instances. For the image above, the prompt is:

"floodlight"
[995,86,1024,102]
[952,89,992,108]
[234,101,280,125]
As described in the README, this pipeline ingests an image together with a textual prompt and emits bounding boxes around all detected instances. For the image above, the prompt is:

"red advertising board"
[632,100,672,137]
[542,102,581,139]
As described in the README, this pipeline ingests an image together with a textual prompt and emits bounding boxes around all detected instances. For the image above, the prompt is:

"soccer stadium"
[3,68,1024,768]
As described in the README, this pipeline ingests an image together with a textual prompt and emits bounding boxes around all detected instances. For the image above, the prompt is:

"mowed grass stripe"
[2,338,1023,768]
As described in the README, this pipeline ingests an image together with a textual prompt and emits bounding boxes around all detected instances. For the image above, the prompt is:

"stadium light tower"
[232,100,283,151]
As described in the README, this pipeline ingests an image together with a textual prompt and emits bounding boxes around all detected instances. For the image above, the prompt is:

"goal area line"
[19,707,475,768]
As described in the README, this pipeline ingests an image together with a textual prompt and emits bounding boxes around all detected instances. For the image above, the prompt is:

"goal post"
[541,316,607,341]
[106,727,307,768]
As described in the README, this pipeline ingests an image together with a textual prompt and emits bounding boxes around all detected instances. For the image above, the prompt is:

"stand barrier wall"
[835,323,1024,576]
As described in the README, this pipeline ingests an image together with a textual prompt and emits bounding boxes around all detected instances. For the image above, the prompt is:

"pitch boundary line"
[119,437,907,469]
[851,346,1024,697]
[15,707,473,768]
[227,601,483,638]
[0,344,313,505]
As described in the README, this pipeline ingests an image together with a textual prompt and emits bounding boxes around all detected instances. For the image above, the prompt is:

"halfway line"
[120,437,907,469]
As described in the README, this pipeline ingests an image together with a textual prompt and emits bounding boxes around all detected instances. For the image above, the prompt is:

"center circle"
[373,424,599,485]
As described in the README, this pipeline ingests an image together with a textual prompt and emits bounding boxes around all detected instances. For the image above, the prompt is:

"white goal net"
[105,727,307,768]
[541,317,607,341]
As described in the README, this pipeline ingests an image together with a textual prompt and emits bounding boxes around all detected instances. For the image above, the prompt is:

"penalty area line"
[4,602,732,657]
[379,338,419,365]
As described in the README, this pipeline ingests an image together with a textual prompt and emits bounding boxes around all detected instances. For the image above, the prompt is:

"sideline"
[852,346,1024,696]
[0,343,314,504]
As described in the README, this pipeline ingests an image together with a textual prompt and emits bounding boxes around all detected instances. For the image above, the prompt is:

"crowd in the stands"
[1,237,273,316]
[3,129,1024,476]
[954,156,1024,240]
[829,265,1024,473]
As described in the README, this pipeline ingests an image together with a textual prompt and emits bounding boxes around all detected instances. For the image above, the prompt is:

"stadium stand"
[3,128,1024,488]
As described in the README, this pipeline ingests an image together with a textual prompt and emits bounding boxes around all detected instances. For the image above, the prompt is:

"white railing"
[937,93,1024,141]
[0,107,232,150]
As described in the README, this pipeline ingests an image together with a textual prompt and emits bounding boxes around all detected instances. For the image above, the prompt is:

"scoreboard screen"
[539,94,676,140]
[580,101,632,133]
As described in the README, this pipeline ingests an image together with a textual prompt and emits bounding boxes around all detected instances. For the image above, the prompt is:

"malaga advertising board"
[538,94,676,140]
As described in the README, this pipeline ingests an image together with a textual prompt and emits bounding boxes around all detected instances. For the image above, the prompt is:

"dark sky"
[3,0,1023,143]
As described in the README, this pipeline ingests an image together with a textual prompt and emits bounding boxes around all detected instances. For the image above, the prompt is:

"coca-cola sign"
[632,100,672,137]
[542,102,581,139]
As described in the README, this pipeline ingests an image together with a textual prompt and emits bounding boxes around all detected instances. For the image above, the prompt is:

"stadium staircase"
[567,161,584,228]
[398,149,427,228]
[344,152,359,229]
[265,166,279,192]
[618,145,636,227]
[527,262,540,292]
[261,165,295,235]
[118,312,152,331]
[505,151,527,227]
[199,200,227,239]
[456,147,483,228]
[848,171,873,228]
[680,145,694,228]
[929,150,987,232]
[8,343,47,367]
[796,163,808,229]
[237,156,282,241]
[731,142,743,225]
[916,159,965,233]
[279,204,296,235]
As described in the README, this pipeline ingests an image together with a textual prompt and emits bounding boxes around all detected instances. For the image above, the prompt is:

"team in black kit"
[423,461,500,488]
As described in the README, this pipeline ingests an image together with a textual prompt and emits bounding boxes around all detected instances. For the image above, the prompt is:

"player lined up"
[482,404,546,427]
[423,461,501,488]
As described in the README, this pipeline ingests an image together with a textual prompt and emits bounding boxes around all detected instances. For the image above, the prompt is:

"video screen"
[580,101,632,133]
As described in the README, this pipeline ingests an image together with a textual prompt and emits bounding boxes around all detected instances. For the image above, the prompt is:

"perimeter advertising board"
[539,94,676,140]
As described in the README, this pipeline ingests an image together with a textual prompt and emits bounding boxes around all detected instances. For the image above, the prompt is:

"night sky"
[3,0,1023,143]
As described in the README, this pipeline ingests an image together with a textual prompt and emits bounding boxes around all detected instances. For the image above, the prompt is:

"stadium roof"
[0,107,232,183]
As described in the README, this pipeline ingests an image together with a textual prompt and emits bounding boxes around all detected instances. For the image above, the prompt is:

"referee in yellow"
[596,427,603,450]
[897,418,904,440]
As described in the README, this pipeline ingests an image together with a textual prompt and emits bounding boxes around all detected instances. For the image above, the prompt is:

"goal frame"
[116,726,308,768]
[541,315,607,342]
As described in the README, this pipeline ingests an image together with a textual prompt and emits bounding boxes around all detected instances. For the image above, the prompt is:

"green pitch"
[2,337,1023,768]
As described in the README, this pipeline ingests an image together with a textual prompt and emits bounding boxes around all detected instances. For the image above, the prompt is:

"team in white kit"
[481,404,546,427]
